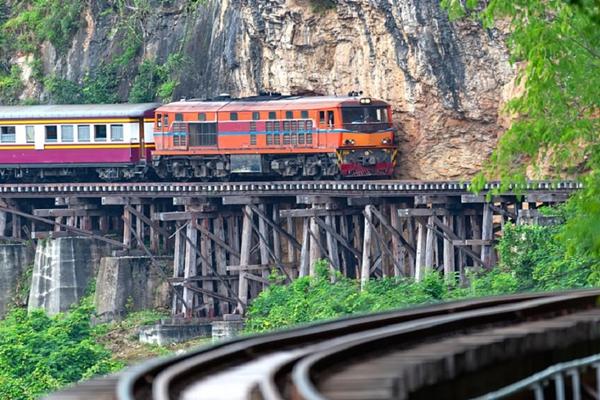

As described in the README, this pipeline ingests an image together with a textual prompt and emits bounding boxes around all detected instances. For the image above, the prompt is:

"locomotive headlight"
[360,98,372,105]
[381,138,391,145]
[345,139,355,145]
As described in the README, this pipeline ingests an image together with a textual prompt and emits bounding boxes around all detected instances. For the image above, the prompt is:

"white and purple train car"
[0,103,160,181]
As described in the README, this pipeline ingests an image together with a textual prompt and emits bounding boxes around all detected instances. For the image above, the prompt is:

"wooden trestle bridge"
[0,180,579,317]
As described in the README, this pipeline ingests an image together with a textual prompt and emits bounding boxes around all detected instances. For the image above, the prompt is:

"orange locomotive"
[152,94,397,180]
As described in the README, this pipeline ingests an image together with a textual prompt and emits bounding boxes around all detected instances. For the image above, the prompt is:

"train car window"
[94,125,107,142]
[61,125,74,142]
[45,126,57,143]
[198,113,206,121]
[230,112,238,121]
[250,121,257,146]
[25,126,35,143]
[327,111,335,127]
[0,126,16,143]
[252,112,260,120]
[111,125,124,141]
[268,111,277,120]
[175,113,183,122]
[157,114,162,128]
[163,115,169,129]
[301,110,309,119]
[285,111,293,119]
[78,125,90,142]
[319,111,325,124]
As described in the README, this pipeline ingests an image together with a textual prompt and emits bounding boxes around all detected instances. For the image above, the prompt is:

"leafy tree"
[442,0,600,259]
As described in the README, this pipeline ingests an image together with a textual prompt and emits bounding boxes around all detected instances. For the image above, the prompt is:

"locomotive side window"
[175,113,183,122]
[111,125,124,141]
[94,125,107,142]
[319,111,325,124]
[198,113,206,121]
[252,112,260,120]
[0,126,16,143]
[78,125,90,142]
[268,112,276,120]
[157,114,162,128]
[327,111,335,127]
[285,111,293,119]
[26,126,35,143]
[61,125,74,142]
[45,126,58,143]
[301,110,309,119]
[230,112,238,121]
[250,121,257,145]
[163,115,169,129]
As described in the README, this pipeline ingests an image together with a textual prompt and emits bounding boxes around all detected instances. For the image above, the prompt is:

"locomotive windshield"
[342,106,390,132]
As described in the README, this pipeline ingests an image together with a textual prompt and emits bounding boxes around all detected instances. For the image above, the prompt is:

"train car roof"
[0,103,161,120]
[157,96,389,113]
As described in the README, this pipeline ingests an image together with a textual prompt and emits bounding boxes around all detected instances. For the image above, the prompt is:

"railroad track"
[0,180,580,198]
[48,289,600,400]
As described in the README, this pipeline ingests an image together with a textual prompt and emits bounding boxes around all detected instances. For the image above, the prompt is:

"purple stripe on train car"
[0,147,141,165]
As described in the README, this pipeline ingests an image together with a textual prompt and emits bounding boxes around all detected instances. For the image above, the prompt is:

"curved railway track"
[47,289,600,400]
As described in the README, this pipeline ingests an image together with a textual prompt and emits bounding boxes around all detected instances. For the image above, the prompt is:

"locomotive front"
[336,97,396,177]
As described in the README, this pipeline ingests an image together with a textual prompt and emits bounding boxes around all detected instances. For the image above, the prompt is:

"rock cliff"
[9,0,515,179]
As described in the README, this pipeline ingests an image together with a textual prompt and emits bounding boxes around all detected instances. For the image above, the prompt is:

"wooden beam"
[0,205,127,249]
[313,217,361,258]
[429,216,485,267]
[249,204,301,250]
[397,208,449,217]
[279,208,360,218]
[452,239,495,246]
[244,273,271,286]
[182,285,238,305]
[525,193,570,203]
[370,206,417,259]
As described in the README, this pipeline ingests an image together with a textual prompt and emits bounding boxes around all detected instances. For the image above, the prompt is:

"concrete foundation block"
[212,315,245,342]
[28,237,111,315]
[139,321,212,346]
[0,244,34,318]
[94,256,171,322]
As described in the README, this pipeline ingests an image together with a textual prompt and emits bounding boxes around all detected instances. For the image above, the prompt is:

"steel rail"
[0,180,581,197]
[290,290,600,400]
[117,291,557,400]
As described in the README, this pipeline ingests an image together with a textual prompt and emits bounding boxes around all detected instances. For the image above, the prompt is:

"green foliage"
[129,54,186,103]
[0,300,124,400]
[81,64,120,104]
[0,65,23,104]
[310,0,336,13]
[442,0,600,260]
[3,0,82,53]
[44,75,82,104]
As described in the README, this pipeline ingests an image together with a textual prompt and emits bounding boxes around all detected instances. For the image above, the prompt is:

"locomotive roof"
[0,103,161,120]
[157,96,389,113]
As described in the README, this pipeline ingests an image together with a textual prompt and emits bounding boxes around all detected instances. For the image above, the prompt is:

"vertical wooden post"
[352,215,363,278]
[123,206,132,248]
[309,207,321,276]
[228,216,240,267]
[183,219,198,318]
[258,204,270,285]
[99,215,109,234]
[470,214,482,260]
[200,218,214,316]
[339,215,350,277]
[136,204,144,249]
[325,213,340,276]
[406,217,415,278]
[238,206,253,313]
[299,218,310,277]
[443,215,455,279]
[456,215,466,284]
[361,205,374,290]
[481,203,494,268]
[172,222,186,314]
[150,203,159,253]
[272,204,282,262]
[54,217,63,232]
[214,216,229,315]
[0,211,6,237]
[286,213,296,268]
[424,216,434,271]
[390,204,402,278]
[415,219,427,282]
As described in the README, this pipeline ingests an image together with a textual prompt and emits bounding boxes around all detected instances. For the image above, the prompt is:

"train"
[0,94,397,182]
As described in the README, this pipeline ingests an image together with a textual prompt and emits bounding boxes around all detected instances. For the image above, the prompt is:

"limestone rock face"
[28,237,111,315]
[0,244,34,318]
[18,0,514,179]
